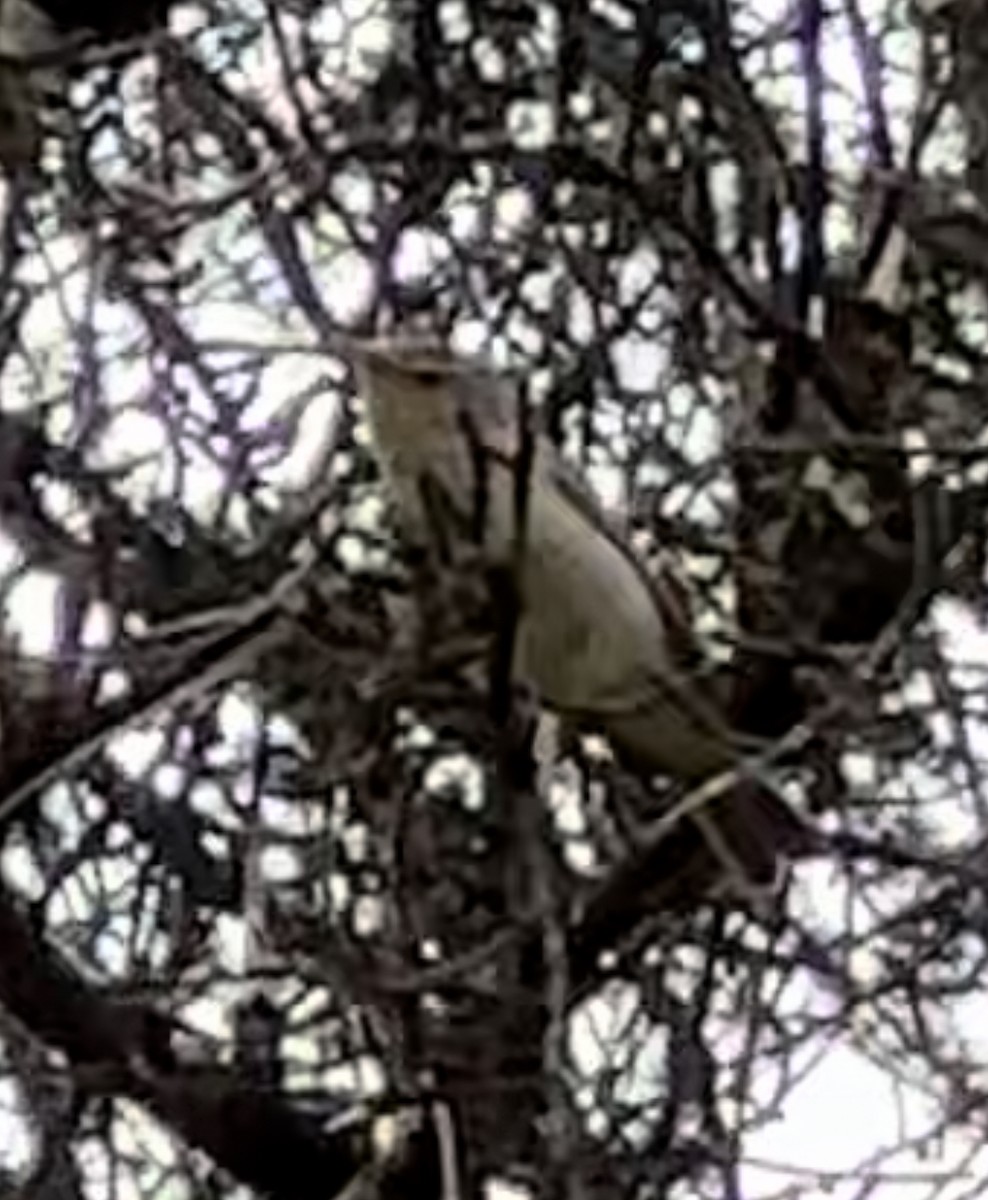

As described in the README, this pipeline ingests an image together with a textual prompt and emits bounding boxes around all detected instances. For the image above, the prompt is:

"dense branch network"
[0,2,984,1200]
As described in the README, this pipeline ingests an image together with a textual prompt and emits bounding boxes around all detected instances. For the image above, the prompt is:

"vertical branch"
[486,384,534,729]
[844,0,901,289]
[797,0,827,324]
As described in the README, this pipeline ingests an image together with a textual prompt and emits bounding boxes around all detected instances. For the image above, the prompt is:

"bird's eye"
[413,369,445,385]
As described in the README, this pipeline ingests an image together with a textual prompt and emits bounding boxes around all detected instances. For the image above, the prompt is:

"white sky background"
[1,0,988,1198]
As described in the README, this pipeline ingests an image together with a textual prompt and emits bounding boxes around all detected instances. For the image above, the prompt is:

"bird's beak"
[329,332,375,363]
[331,332,453,379]
[330,334,402,376]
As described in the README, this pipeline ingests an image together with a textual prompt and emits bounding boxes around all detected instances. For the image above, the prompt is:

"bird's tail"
[575,779,818,963]
[599,675,819,897]
[569,780,817,981]
[0,67,40,171]
[0,0,70,173]
[688,776,818,893]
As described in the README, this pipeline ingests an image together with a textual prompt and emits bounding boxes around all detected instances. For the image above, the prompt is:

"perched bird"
[0,0,169,172]
[350,337,815,899]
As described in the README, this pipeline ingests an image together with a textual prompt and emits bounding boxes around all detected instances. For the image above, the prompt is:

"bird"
[348,335,816,902]
[0,0,169,172]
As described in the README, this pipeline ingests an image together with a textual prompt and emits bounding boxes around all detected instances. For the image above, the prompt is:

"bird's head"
[341,334,521,461]
[345,336,469,395]
[340,338,470,469]
[344,335,502,423]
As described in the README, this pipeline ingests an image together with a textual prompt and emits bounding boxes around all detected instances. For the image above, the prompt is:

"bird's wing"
[547,448,705,668]
[447,368,756,765]
[537,445,743,755]
[450,367,528,461]
[451,367,718,676]
[452,369,706,666]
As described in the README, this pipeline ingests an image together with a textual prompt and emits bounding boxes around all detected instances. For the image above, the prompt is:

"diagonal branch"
[0,882,441,1200]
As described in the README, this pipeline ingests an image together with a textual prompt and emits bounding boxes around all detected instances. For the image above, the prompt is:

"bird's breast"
[505,470,671,714]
